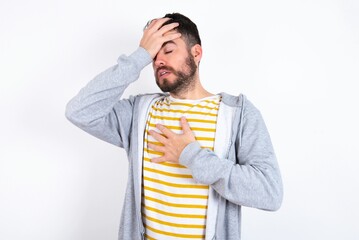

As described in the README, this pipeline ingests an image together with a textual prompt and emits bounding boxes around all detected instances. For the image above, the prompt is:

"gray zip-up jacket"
[65,47,283,240]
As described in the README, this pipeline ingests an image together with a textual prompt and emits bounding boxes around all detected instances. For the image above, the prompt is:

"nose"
[153,52,166,68]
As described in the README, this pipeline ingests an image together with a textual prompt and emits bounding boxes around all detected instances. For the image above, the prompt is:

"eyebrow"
[161,40,177,48]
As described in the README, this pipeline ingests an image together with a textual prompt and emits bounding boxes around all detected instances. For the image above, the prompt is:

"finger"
[151,156,166,163]
[180,116,192,134]
[149,130,168,143]
[156,124,174,137]
[146,17,171,32]
[147,142,166,153]
[146,140,164,147]
[143,18,156,31]
[162,31,181,42]
[157,22,179,35]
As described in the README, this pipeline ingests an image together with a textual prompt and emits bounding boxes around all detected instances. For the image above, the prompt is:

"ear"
[191,44,202,64]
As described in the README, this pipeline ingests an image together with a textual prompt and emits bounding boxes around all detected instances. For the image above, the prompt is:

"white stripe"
[143,191,209,205]
[145,227,204,240]
[143,202,207,218]
[143,212,207,225]
[143,180,209,195]
[143,161,192,175]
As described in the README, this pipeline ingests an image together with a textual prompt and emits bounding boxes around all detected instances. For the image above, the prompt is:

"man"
[66,13,283,240]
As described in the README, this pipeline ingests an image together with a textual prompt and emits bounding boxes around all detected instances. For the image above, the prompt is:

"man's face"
[153,35,197,94]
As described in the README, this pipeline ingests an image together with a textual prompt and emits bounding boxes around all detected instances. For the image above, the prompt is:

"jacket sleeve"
[65,47,152,150]
[179,100,283,211]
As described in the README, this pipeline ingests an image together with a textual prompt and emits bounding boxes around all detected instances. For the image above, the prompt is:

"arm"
[179,101,283,211]
[65,18,181,148]
[65,48,152,148]
[146,100,283,210]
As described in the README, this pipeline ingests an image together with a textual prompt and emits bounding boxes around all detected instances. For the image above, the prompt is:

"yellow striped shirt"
[142,95,221,240]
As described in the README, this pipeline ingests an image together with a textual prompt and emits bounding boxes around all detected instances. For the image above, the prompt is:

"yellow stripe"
[144,234,156,240]
[145,141,164,146]
[143,195,207,209]
[143,167,192,178]
[144,157,186,168]
[148,113,217,124]
[146,140,164,146]
[151,107,218,116]
[142,205,206,218]
[146,122,216,132]
[203,98,221,105]
[143,213,205,229]
[143,186,208,199]
[144,148,163,156]
[195,136,215,141]
[144,224,205,238]
[144,176,209,189]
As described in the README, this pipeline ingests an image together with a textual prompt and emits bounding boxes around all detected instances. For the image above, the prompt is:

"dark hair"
[162,13,201,47]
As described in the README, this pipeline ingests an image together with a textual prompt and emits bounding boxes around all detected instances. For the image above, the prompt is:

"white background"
[1,0,358,239]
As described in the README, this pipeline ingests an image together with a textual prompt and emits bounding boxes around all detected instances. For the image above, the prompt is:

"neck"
[169,78,213,100]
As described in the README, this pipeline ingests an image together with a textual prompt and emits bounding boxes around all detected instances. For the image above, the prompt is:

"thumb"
[180,116,191,134]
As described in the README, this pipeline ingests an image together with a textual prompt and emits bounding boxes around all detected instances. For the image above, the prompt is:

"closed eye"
[165,50,173,54]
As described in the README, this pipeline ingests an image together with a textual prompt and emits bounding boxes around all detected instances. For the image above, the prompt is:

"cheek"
[175,56,188,69]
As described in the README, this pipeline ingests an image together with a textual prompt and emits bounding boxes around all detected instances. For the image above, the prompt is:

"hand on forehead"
[140,17,181,59]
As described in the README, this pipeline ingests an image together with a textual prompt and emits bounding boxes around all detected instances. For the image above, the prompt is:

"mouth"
[157,68,172,79]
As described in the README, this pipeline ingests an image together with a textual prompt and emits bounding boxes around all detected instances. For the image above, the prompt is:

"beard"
[155,53,197,95]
